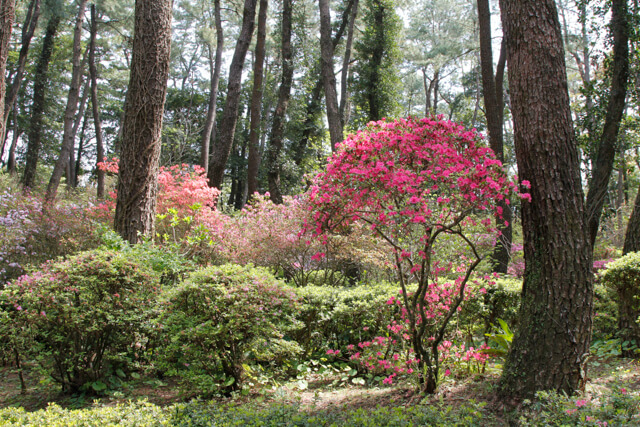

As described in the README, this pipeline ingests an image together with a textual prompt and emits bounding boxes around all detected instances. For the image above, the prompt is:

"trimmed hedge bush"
[0,249,161,393]
[157,264,300,395]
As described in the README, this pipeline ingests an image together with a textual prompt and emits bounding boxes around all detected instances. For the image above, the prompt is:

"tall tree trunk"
[22,15,60,190]
[246,0,268,199]
[68,76,90,188]
[339,0,358,125]
[89,3,105,199]
[47,0,89,201]
[0,0,15,158]
[477,0,512,274]
[585,0,630,246]
[267,0,293,205]
[75,113,88,188]
[293,2,352,164]
[319,0,342,152]
[200,0,223,175]
[6,99,18,174]
[114,0,173,244]
[0,0,39,153]
[498,0,593,398]
[208,0,258,190]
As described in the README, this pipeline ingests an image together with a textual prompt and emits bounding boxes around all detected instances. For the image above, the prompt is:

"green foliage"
[519,387,640,426]
[157,264,301,396]
[0,249,161,393]
[292,281,407,356]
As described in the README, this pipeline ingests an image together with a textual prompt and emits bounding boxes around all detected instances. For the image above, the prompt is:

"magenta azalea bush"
[308,117,520,393]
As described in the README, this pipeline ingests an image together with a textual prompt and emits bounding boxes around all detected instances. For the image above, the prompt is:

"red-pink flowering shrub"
[308,117,520,393]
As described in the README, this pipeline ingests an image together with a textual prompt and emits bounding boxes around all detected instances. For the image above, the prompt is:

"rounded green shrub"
[600,252,640,356]
[158,264,300,395]
[0,249,161,393]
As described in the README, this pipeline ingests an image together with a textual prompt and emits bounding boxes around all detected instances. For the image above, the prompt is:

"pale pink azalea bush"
[308,117,520,393]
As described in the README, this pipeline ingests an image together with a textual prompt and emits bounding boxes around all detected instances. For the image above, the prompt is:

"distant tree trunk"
[498,0,593,398]
[246,0,268,199]
[477,0,512,274]
[0,0,15,158]
[0,0,39,152]
[200,0,223,175]
[68,76,90,188]
[208,0,258,190]
[22,15,60,190]
[339,0,358,125]
[293,2,352,164]
[319,0,343,151]
[266,0,293,205]
[46,0,89,201]
[585,0,629,246]
[114,0,173,244]
[6,99,18,174]
[89,4,105,198]
[74,114,88,188]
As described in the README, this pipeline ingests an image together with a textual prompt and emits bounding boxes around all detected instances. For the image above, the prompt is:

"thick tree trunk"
[498,0,594,398]
[0,0,38,151]
[208,0,258,190]
[114,0,173,244]
[46,0,89,201]
[22,15,60,190]
[267,0,293,205]
[200,0,223,175]
[477,0,512,274]
[585,0,629,246]
[0,0,15,159]
[319,0,343,152]
[246,0,268,199]
[89,4,105,199]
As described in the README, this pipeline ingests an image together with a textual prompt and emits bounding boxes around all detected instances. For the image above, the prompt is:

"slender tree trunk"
[585,0,630,246]
[247,0,268,199]
[47,0,89,201]
[75,113,88,188]
[114,0,173,243]
[68,76,90,188]
[22,15,60,190]
[477,0,512,274]
[267,0,293,205]
[319,0,342,152]
[6,99,18,174]
[208,0,258,190]
[0,0,39,152]
[498,0,593,398]
[0,0,15,159]
[200,0,223,175]
[89,4,105,198]
[339,0,358,125]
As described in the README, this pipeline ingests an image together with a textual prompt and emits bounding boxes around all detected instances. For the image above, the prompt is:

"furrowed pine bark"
[319,0,343,152]
[585,0,629,246]
[498,0,594,398]
[246,0,268,199]
[208,0,258,190]
[114,0,173,243]
[266,0,293,204]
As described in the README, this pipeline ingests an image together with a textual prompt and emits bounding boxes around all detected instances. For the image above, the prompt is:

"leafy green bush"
[519,387,640,426]
[158,264,300,395]
[293,281,407,356]
[457,277,522,343]
[0,249,161,393]
[600,252,640,356]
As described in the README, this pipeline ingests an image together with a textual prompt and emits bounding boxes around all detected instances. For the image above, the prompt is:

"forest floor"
[1,357,639,425]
